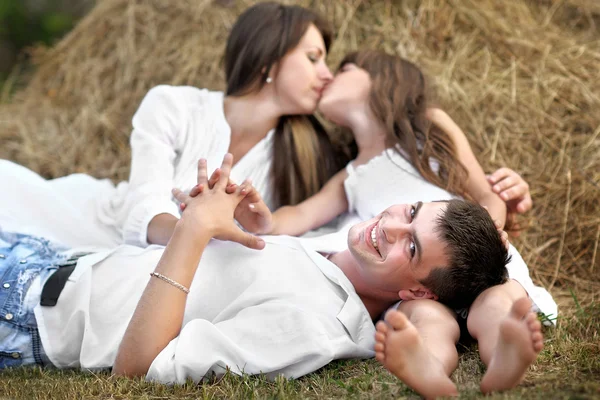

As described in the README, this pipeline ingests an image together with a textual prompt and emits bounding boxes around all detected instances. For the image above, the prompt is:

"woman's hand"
[487,167,532,214]
[233,180,273,234]
[172,154,265,250]
[487,168,532,237]
[178,167,273,235]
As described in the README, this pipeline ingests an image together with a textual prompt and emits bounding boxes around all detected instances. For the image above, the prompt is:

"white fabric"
[34,235,375,382]
[0,85,275,248]
[344,148,455,221]
[342,148,558,323]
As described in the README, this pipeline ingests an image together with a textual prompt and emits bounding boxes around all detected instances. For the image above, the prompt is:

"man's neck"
[328,250,400,319]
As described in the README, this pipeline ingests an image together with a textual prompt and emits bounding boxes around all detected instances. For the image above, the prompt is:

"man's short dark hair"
[419,199,510,309]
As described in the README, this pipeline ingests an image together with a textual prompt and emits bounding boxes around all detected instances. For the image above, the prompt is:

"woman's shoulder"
[142,85,223,107]
[133,85,225,126]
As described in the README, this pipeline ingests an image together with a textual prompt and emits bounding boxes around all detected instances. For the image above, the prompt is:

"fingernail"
[501,193,508,200]
[249,204,255,209]
[493,185,500,192]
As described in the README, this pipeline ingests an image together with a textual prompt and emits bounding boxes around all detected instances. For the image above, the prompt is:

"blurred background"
[0,0,94,80]
[0,1,598,397]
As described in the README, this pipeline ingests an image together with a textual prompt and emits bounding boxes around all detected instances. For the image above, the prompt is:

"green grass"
[1,301,598,400]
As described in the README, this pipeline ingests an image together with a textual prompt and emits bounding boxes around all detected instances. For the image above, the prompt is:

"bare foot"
[375,310,458,399]
[480,297,544,394]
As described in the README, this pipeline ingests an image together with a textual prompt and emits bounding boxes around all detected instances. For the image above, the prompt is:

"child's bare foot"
[375,310,458,399]
[480,297,544,394]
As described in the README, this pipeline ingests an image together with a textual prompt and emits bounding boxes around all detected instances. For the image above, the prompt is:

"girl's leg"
[375,299,460,398]
[466,281,544,393]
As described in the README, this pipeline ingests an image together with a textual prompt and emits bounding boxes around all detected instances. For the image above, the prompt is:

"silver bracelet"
[150,272,190,294]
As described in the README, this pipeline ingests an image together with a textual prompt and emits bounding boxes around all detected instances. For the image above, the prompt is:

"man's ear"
[398,288,438,301]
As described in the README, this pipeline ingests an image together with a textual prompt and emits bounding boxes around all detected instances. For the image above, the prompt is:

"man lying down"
[0,155,509,383]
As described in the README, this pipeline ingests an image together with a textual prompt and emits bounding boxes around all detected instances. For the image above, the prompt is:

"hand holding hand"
[172,154,265,250]
[179,164,273,234]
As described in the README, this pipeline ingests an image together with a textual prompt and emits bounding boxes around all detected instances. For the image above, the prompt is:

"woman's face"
[318,63,372,126]
[270,24,333,114]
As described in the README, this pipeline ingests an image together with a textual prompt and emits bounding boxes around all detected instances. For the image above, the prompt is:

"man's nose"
[382,219,411,244]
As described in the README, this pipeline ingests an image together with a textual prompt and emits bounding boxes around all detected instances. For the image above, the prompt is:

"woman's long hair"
[339,50,469,197]
[224,2,342,207]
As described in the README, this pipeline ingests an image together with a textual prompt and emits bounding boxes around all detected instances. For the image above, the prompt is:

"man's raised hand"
[172,154,265,250]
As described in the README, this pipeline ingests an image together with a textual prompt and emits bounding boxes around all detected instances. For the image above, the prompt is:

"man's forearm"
[114,220,211,377]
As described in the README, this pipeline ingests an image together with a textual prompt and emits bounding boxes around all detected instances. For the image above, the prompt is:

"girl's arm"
[426,108,507,228]
[269,169,349,236]
[122,86,196,247]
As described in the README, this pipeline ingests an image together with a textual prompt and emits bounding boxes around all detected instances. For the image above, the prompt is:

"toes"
[375,331,386,344]
[385,310,409,331]
[375,351,385,363]
[532,332,544,352]
[533,340,544,353]
[375,342,385,353]
[510,297,532,320]
[376,320,389,334]
[528,318,542,333]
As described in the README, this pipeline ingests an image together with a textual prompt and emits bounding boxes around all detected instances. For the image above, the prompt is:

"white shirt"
[0,86,275,249]
[98,85,276,247]
[34,235,375,383]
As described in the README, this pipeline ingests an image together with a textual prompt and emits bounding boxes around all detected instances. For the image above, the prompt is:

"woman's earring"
[266,77,272,84]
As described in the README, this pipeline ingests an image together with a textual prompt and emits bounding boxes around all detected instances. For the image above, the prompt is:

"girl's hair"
[339,50,469,197]
[225,2,341,207]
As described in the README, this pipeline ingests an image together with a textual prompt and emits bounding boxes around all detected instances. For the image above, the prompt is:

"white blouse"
[0,86,276,248]
[344,148,454,221]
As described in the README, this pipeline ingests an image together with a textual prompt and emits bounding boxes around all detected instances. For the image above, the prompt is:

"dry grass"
[0,0,598,398]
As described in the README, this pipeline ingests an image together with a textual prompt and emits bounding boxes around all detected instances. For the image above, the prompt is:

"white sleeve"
[121,85,186,247]
[146,302,335,384]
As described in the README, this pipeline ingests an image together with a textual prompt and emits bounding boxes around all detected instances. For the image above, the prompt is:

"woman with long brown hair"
[0,2,342,248]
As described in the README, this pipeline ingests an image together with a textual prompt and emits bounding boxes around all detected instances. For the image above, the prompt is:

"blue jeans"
[0,231,68,369]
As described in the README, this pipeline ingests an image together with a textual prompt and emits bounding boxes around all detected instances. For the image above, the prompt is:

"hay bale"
[0,0,598,307]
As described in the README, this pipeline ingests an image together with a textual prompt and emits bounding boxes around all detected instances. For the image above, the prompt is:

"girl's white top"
[344,147,455,220]
[0,86,275,248]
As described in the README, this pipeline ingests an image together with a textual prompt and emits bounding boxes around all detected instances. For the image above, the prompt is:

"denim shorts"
[0,231,68,369]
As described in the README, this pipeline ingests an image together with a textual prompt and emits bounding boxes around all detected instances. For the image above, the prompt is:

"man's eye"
[410,205,416,221]
[409,241,416,258]
[308,54,318,63]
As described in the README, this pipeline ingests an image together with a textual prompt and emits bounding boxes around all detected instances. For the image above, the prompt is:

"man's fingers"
[172,188,190,204]
[226,184,238,194]
[196,159,209,186]
[208,168,221,189]
[215,153,234,190]
[229,226,265,250]
[189,184,204,198]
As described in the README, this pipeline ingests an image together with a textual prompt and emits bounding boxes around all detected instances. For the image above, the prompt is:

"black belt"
[40,253,88,307]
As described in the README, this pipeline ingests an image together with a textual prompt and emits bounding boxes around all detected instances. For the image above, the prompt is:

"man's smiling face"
[346,201,450,294]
